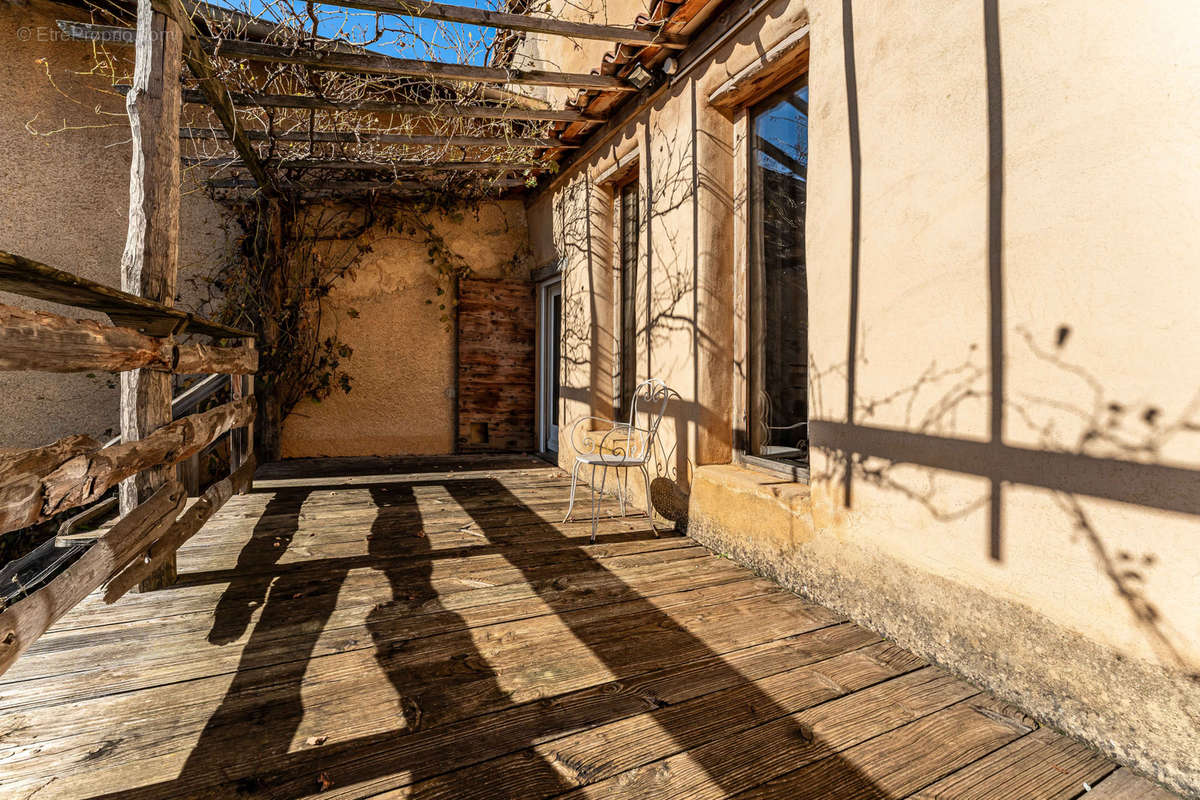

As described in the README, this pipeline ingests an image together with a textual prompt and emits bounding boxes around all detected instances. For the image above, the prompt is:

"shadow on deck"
[0,456,1173,799]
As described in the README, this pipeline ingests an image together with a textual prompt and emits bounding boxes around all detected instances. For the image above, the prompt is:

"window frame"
[743,75,811,481]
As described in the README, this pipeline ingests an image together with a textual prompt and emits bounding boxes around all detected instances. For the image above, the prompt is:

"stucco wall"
[527,0,1200,794]
[0,0,237,452]
[280,199,531,458]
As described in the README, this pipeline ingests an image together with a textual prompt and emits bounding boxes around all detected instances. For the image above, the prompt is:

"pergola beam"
[180,88,596,123]
[322,0,686,49]
[115,83,592,121]
[186,157,549,172]
[61,22,632,91]
[181,127,571,148]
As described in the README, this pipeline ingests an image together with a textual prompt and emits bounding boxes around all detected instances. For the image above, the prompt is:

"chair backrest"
[627,379,673,452]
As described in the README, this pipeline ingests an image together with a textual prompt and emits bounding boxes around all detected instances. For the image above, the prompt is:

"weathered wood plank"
[1084,768,1181,800]
[0,303,174,373]
[23,398,254,524]
[0,577,793,715]
[173,88,594,122]
[550,669,981,800]
[0,250,251,339]
[183,127,567,149]
[327,641,926,800]
[0,435,102,535]
[730,698,1030,800]
[907,726,1115,799]
[0,303,258,375]
[0,481,185,677]
[119,0,184,593]
[174,341,258,374]
[104,457,257,603]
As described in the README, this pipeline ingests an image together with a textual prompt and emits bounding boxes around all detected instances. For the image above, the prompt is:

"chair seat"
[574,452,648,467]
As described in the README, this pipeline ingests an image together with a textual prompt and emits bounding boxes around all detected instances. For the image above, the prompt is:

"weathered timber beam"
[0,436,103,535]
[170,87,596,123]
[0,397,255,536]
[104,456,254,603]
[0,303,258,374]
[174,342,258,374]
[181,127,569,148]
[60,22,632,91]
[43,397,255,514]
[187,157,548,172]
[209,177,528,192]
[320,0,686,49]
[0,250,252,339]
[113,4,276,193]
[0,481,185,676]
[0,303,173,373]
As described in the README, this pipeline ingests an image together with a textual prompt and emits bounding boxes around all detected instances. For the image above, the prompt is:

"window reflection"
[750,82,809,468]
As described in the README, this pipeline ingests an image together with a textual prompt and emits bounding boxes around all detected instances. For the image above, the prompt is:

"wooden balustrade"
[0,250,257,677]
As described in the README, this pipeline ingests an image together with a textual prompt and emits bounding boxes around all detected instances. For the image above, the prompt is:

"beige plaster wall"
[280,199,531,458]
[0,0,238,452]
[528,0,1200,793]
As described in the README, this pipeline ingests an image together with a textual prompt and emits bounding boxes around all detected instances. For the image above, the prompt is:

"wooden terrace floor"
[0,455,1177,799]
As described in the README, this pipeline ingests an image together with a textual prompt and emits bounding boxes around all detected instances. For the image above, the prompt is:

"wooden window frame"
[727,56,812,483]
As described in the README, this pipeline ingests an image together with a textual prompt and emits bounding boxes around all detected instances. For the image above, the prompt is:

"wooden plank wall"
[457,278,535,453]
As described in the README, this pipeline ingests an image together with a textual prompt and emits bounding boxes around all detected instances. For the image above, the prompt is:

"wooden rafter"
[321,0,686,49]
[209,177,527,191]
[186,157,548,171]
[180,127,571,148]
[60,22,633,91]
[169,88,597,123]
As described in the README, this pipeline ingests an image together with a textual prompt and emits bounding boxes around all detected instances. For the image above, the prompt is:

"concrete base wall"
[688,464,1200,797]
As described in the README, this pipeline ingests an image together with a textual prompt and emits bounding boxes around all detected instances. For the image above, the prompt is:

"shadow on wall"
[811,0,1200,730]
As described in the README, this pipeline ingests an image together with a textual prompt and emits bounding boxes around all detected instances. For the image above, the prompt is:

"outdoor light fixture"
[626,63,654,89]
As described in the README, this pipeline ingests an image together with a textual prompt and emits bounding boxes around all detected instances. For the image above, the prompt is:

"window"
[615,177,640,419]
[748,78,809,469]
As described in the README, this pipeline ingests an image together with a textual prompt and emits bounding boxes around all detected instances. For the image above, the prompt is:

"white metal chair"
[563,378,674,543]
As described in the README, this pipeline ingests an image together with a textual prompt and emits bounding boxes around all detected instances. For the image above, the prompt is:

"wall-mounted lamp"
[626,63,654,89]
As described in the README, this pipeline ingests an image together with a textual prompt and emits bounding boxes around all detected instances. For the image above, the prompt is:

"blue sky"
[754,85,809,179]
[208,0,500,64]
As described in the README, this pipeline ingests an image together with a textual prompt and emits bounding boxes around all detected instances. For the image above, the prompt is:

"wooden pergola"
[56,0,714,198]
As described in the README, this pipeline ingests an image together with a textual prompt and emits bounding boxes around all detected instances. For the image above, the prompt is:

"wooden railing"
[0,250,258,676]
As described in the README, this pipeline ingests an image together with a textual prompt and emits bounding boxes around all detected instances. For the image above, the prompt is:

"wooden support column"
[119,0,183,592]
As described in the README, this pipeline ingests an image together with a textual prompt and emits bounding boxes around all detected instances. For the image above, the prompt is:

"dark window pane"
[750,82,808,467]
[551,291,561,426]
[618,180,640,418]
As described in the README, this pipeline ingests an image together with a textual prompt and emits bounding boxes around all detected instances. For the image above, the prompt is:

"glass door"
[539,278,562,452]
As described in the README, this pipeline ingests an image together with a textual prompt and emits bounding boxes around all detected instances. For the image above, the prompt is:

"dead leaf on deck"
[316,771,333,791]
[305,735,328,746]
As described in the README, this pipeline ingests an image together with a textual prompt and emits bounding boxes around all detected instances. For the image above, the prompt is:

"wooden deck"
[0,455,1177,799]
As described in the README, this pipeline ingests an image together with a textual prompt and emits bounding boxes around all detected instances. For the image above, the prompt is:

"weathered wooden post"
[119,0,183,591]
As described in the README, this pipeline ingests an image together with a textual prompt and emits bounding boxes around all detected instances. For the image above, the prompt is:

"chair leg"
[563,460,582,523]
[620,469,629,517]
[640,464,657,536]
[592,465,609,544]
